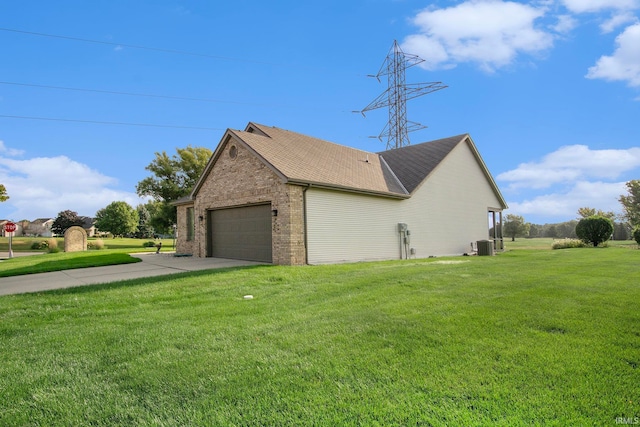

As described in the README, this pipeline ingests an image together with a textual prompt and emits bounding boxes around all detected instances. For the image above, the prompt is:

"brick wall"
[180,138,306,265]
[175,203,195,255]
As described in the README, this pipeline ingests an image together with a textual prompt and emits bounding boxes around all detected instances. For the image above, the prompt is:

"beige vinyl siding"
[306,140,503,263]
[402,140,504,257]
[305,188,402,264]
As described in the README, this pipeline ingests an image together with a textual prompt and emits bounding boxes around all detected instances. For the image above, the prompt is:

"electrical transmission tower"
[359,40,447,150]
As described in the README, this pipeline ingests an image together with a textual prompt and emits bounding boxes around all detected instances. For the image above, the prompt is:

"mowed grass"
[0,237,175,254]
[0,247,639,425]
[0,251,142,278]
[0,237,175,278]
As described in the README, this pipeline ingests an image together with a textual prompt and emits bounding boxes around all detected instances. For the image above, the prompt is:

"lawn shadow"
[40,264,271,296]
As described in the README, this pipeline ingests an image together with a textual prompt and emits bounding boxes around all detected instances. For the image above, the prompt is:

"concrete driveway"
[0,253,263,296]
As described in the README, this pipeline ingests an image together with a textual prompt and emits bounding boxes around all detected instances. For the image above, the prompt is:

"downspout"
[303,184,310,265]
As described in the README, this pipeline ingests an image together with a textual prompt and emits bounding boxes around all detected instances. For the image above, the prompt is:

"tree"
[613,221,631,241]
[633,227,640,246]
[95,201,139,237]
[136,146,212,233]
[142,200,176,236]
[556,220,578,239]
[134,204,155,238]
[575,216,614,247]
[577,207,616,220]
[503,214,530,241]
[52,210,84,235]
[544,224,559,238]
[619,180,640,226]
[0,184,8,202]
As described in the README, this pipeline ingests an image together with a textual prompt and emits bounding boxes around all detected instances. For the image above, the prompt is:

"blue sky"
[1,0,639,225]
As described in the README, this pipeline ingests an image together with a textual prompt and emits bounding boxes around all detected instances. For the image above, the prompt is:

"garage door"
[208,204,272,263]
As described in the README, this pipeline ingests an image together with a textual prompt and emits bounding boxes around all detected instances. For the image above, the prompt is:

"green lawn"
[0,246,638,425]
[0,251,142,278]
[0,237,175,253]
[0,237,175,278]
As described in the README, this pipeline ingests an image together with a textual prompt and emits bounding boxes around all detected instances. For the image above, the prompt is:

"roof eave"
[172,196,195,207]
[463,135,509,210]
[286,179,410,199]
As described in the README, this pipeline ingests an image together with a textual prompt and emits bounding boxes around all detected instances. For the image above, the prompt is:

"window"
[186,207,195,241]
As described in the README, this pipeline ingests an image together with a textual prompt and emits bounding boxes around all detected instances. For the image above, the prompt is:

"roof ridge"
[248,123,379,156]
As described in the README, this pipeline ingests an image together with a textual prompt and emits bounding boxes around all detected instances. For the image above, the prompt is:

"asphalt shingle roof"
[379,135,467,193]
[231,123,408,197]
[194,122,504,207]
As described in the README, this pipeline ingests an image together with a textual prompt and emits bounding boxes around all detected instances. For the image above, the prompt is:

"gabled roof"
[380,134,507,208]
[79,216,95,229]
[193,123,408,198]
[33,218,53,224]
[192,122,507,208]
[379,135,465,193]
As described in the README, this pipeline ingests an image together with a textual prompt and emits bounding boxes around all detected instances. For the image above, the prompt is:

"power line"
[0,114,224,131]
[0,27,280,66]
[0,81,287,107]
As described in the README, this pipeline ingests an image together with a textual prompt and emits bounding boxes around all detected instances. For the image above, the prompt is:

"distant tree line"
[501,179,640,245]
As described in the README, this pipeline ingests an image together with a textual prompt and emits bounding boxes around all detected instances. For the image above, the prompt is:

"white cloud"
[499,144,640,221]
[497,145,640,189]
[600,12,638,33]
[561,0,639,14]
[0,140,25,157]
[553,14,579,33]
[0,155,147,220]
[507,181,627,219]
[586,23,640,86]
[402,0,554,72]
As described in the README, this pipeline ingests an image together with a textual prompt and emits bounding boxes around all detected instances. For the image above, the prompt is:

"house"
[1,220,22,237]
[23,218,54,237]
[79,216,97,237]
[174,123,507,265]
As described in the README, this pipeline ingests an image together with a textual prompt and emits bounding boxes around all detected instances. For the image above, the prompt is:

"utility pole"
[358,40,447,150]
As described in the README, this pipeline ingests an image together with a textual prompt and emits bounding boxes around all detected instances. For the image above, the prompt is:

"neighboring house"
[0,220,22,237]
[23,218,54,237]
[174,122,507,265]
[80,216,97,237]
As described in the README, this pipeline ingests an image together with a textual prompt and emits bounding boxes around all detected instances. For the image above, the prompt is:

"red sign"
[3,222,16,233]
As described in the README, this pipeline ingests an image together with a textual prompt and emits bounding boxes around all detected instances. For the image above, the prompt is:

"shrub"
[88,239,105,250]
[142,241,156,248]
[575,216,614,247]
[30,241,48,250]
[552,239,589,250]
[633,227,640,246]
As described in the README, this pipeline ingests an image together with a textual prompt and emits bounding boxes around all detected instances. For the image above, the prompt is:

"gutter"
[286,179,410,200]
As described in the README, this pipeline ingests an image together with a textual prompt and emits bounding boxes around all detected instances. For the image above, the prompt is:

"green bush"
[142,241,156,248]
[575,216,614,247]
[633,227,640,245]
[30,241,48,250]
[552,239,589,250]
